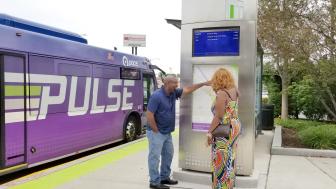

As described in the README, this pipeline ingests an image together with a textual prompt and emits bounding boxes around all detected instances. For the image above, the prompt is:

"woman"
[206,68,241,189]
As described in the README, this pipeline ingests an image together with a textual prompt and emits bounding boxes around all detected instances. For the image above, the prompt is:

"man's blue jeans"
[147,130,174,185]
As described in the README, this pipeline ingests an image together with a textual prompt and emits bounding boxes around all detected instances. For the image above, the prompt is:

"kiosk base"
[173,169,259,188]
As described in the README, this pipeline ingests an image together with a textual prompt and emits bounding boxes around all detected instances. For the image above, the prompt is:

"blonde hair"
[211,68,236,92]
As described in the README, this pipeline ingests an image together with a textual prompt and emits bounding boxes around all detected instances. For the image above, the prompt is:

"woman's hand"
[206,133,213,146]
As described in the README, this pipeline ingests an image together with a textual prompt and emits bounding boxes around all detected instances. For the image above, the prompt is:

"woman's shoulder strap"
[222,89,233,101]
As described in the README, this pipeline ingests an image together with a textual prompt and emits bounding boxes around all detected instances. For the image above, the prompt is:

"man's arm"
[146,94,160,133]
[146,111,159,133]
[182,81,211,97]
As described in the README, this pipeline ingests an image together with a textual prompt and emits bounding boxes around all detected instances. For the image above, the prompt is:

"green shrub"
[289,77,326,120]
[298,125,336,150]
[276,118,336,149]
[275,118,321,131]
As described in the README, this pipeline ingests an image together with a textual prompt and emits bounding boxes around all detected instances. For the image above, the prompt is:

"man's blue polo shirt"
[147,87,183,134]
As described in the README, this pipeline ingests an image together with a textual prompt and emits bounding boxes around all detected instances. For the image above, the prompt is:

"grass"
[275,118,336,150]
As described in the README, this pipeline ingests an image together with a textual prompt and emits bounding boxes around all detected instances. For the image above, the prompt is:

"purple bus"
[0,15,163,175]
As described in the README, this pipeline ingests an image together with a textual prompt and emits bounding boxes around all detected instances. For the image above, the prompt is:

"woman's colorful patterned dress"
[211,96,241,189]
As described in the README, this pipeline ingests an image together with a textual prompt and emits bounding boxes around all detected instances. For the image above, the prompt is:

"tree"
[258,0,316,119]
[263,60,315,119]
[314,59,336,121]
[289,76,326,120]
[296,0,336,120]
[263,63,282,117]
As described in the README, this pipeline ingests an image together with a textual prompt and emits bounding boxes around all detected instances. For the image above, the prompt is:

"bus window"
[143,74,155,111]
[2,54,26,167]
[121,68,140,80]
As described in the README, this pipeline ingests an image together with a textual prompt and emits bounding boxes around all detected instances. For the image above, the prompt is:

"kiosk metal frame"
[179,0,258,176]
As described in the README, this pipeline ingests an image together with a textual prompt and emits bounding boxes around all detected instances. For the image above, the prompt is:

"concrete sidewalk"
[267,155,336,189]
[54,130,274,189]
[3,128,336,189]
[55,132,210,189]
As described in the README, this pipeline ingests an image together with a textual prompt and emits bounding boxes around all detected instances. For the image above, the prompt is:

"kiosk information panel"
[192,64,239,132]
[193,27,240,57]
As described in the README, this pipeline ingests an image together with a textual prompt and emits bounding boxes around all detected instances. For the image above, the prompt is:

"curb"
[271,126,336,158]
[271,126,282,148]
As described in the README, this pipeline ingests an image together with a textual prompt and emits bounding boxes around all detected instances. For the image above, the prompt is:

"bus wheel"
[125,116,137,142]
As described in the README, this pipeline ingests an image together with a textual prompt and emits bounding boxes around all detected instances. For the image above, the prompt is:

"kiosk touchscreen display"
[193,27,240,57]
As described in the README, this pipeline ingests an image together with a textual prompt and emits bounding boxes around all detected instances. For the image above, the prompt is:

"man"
[147,75,209,189]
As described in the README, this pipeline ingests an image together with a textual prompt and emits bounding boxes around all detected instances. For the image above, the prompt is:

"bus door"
[0,52,27,169]
[142,73,156,131]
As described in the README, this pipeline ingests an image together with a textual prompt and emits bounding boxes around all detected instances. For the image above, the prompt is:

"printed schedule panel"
[193,27,240,57]
[191,64,239,132]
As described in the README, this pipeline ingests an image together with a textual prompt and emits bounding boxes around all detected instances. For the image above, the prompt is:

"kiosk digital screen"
[193,27,240,57]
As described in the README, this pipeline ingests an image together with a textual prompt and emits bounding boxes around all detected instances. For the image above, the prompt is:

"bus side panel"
[27,112,125,164]
[0,55,4,168]
[25,56,141,164]
[3,55,26,167]
[125,79,144,115]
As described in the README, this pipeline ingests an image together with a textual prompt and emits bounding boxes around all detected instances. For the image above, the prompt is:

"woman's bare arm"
[207,91,227,133]
[235,86,240,98]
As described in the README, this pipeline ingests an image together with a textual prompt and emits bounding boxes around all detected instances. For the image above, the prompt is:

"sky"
[0,0,182,73]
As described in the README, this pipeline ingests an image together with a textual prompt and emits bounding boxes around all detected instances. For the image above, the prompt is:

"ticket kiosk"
[179,0,258,176]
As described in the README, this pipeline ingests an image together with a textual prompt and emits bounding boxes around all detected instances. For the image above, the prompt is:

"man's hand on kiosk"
[204,80,212,86]
[182,81,210,98]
